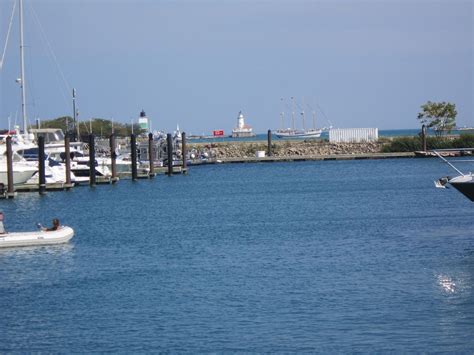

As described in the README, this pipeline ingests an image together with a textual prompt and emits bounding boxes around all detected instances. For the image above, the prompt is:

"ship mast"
[19,0,28,136]
[291,97,295,130]
[301,97,306,130]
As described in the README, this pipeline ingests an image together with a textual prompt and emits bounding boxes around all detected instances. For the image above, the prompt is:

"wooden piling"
[109,134,117,183]
[6,136,14,197]
[181,132,187,172]
[148,133,155,177]
[267,129,273,156]
[64,133,72,185]
[421,124,427,152]
[131,134,138,180]
[167,133,173,176]
[38,136,46,195]
[89,134,96,186]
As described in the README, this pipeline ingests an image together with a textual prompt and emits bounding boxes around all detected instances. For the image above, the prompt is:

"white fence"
[329,128,378,143]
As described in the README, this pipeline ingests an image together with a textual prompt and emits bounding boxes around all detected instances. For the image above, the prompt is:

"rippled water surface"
[1,159,473,352]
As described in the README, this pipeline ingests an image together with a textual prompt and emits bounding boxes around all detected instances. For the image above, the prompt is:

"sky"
[0,0,472,135]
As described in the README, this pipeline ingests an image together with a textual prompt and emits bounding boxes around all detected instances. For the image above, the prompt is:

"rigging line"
[316,103,330,122]
[0,0,17,72]
[28,2,72,100]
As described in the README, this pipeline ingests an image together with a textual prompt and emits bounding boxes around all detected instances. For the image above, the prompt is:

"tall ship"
[275,127,322,139]
[231,111,255,138]
[275,97,322,139]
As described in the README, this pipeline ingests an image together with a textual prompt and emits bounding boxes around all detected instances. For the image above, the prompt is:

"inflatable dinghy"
[0,226,74,248]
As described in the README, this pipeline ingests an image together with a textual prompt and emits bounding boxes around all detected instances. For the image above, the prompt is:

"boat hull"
[0,226,74,248]
[450,181,474,201]
[0,168,37,185]
[275,129,322,139]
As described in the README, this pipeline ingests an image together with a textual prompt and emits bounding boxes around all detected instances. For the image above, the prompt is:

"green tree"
[417,101,457,137]
[38,117,146,138]
[37,116,71,132]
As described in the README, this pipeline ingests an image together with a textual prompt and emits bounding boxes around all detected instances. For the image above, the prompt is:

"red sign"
[213,130,224,136]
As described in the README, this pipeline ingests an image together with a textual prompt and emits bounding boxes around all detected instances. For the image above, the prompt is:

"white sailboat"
[276,98,322,139]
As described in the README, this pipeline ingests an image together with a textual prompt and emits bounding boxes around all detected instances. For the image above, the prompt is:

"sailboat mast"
[301,97,306,130]
[19,0,28,135]
[72,88,77,141]
[291,97,295,130]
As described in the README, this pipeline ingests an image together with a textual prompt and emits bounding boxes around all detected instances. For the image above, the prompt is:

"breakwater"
[189,140,385,159]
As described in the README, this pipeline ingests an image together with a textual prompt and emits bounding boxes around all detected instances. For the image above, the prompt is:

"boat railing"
[432,148,474,176]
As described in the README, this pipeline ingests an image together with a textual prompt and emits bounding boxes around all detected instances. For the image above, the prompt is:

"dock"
[190,152,415,165]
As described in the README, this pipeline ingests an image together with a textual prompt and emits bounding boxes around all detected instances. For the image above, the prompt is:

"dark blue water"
[1,159,473,352]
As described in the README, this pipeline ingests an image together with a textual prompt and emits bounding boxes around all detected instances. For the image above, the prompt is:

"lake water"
[188,128,473,143]
[1,158,473,352]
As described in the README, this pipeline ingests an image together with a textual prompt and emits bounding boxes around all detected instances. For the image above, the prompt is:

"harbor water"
[0,158,473,352]
[188,128,474,143]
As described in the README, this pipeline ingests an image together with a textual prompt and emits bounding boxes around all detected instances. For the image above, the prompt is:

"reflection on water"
[0,243,74,258]
[438,274,457,293]
[0,243,75,290]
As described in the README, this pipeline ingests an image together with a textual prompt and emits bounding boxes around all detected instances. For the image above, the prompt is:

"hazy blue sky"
[0,0,472,134]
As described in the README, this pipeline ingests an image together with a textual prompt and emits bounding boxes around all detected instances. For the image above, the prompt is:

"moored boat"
[434,148,474,202]
[0,226,74,248]
[275,128,322,139]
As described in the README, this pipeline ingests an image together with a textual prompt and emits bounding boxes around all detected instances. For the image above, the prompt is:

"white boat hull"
[0,226,74,248]
[275,129,322,139]
[0,168,37,185]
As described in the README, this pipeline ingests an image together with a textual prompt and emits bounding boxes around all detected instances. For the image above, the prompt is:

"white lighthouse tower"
[237,111,245,129]
[232,111,255,138]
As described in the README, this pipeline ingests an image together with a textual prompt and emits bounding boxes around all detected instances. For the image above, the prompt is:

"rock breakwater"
[189,141,384,159]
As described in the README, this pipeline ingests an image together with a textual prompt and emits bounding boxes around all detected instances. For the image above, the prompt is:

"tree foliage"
[381,134,474,152]
[35,117,145,138]
[417,101,457,137]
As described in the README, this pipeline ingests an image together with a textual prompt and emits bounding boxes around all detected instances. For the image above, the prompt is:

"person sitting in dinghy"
[38,218,60,232]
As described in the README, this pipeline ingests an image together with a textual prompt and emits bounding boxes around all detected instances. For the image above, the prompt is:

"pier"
[190,152,415,165]
[2,129,422,199]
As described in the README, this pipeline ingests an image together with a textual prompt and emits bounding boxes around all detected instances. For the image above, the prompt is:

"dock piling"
[38,136,46,195]
[131,134,138,180]
[109,134,117,182]
[64,133,72,185]
[6,136,15,197]
[267,130,273,156]
[148,133,155,178]
[181,132,187,172]
[89,134,96,187]
[421,124,427,152]
[167,133,173,176]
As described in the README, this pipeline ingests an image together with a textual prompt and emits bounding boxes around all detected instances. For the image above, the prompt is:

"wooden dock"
[15,183,75,192]
[2,152,412,198]
[190,152,415,165]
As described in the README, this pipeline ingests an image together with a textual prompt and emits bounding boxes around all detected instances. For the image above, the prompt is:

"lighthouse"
[237,111,245,129]
[231,111,255,138]
[138,110,149,132]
